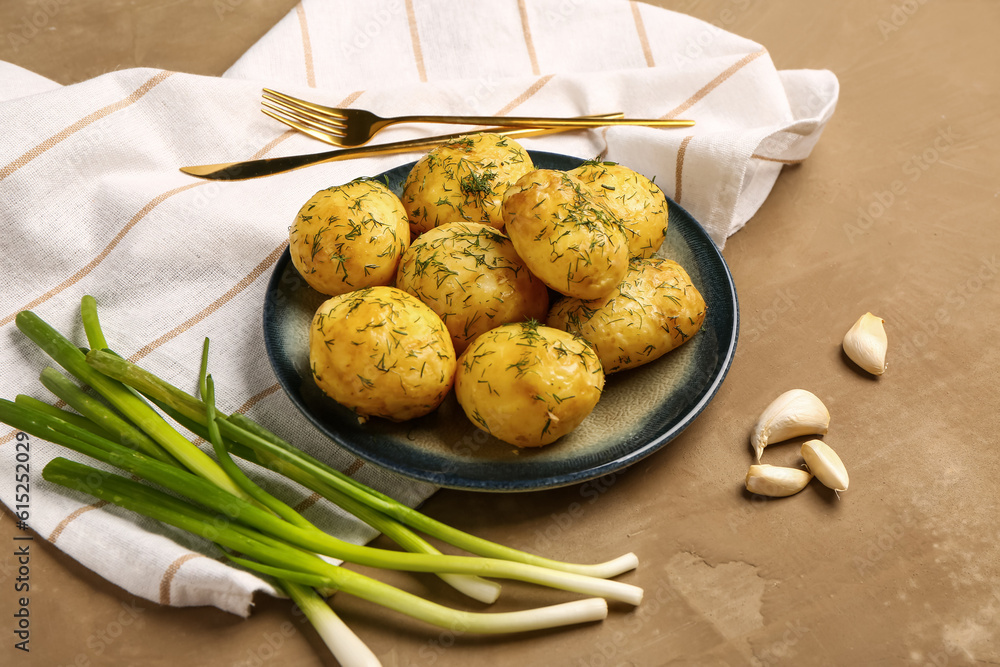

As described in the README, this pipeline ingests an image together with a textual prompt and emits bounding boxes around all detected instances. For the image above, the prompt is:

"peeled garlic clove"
[843,312,888,375]
[750,389,831,462]
[745,464,813,497]
[801,439,849,492]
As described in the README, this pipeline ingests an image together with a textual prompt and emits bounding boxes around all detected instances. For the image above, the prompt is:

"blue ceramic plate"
[263,151,738,491]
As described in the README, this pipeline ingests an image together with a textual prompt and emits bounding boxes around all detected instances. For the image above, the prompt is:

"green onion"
[195,338,498,602]
[2,399,641,604]
[152,398,502,604]
[75,299,494,609]
[13,394,111,439]
[38,366,170,463]
[41,458,610,633]
[80,295,109,351]
[85,349,638,579]
[3,297,644,666]
[197,339,312,530]
[18,304,375,661]
[276,581,381,667]
[16,310,246,497]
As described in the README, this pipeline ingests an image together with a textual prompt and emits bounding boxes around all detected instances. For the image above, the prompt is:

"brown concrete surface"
[2,0,999,665]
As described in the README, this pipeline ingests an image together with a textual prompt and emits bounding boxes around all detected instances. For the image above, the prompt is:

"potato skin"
[401,133,534,236]
[395,222,549,354]
[455,322,604,447]
[569,161,669,258]
[289,179,409,296]
[309,286,456,422]
[501,169,629,300]
[547,258,706,374]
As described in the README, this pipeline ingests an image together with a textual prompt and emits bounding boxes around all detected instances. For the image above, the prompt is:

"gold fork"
[268,106,625,148]
[262,88,694,148]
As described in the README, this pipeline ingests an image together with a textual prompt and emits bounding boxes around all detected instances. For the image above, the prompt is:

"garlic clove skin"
[750,389,831,462]
[745,464,813,497]
[801,439,849,492]
[843,312,888,375]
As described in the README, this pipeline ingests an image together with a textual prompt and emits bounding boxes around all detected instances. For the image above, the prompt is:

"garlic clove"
[801,439,849,492]
[750,389,831,462]
[843,312,888,375]
[745,464,813,497]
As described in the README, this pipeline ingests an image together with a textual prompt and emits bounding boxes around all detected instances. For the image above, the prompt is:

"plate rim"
[263,150,739,492]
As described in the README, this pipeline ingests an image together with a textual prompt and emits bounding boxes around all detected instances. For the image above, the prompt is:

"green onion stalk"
[3,298,643,664]
[150,399,506,604]
[0,399,641,605]
[38,366,163,459]
[18,300,378,664]
[13,394,111,438]
[23,311,494,609]
[111,299,499,602]
[84,302,499,604]
[15,310,236,492]
[39,457,609,634]
[193,341,501,603]
[278,581,381,667]
[83,348,639,580]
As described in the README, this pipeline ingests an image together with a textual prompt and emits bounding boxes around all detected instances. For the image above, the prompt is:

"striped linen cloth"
[0,0,838,616]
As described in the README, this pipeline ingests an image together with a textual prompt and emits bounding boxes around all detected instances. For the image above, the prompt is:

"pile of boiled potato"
[288,133,707,448]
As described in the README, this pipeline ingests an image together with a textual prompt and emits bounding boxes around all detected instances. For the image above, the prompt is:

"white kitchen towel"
[0,0,838,616]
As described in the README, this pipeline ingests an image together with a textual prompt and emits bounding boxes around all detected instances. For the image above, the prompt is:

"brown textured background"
[2,1,999,665]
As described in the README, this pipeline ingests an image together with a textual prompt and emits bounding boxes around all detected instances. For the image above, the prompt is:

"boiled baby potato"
[569,160,669,258]
[455,322,604,447]
[289,178,409,296]
[394,222,549,354]
[309,286,456,422]
[502,169,629,300]
[547,257,706,374]
[401,132,534,235]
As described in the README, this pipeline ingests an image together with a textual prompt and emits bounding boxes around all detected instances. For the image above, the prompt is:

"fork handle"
[382,116,694,129]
